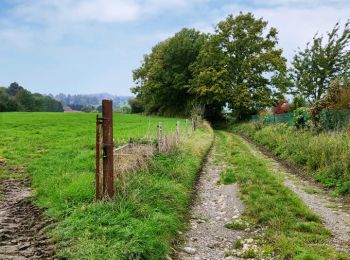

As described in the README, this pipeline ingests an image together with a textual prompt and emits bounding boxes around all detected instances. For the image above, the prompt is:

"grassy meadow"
[0,112,213,259]
[232,122,350,194]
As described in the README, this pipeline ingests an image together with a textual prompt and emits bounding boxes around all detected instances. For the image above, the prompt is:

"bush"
[293,107,310,129]
[319,109,350,131]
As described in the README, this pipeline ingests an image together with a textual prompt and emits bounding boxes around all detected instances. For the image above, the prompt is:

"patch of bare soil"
[176,145,245,260]
[0,179,54,259]
[238,134,350,253]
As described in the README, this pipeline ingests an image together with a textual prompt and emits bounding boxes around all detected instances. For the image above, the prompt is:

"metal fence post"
[102,99,114,199]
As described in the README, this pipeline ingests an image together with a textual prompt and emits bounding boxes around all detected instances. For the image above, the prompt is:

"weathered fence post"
[102,99,114,199]
[185,119,188,140]
[191,117,195,132]
[96,115,102,200]
[176,121,180,145]
[158,122,163,153]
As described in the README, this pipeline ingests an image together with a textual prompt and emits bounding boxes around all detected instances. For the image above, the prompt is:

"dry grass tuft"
[113,144,155,177]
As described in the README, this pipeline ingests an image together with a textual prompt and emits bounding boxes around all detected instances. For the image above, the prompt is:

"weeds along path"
[238,134,350,253]
[0,179,54,259]
[177,140,245,260]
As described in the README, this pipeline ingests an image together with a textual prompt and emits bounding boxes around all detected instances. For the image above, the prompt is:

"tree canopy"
[132,28,207,116]
[190,12,289,119]
[291,20,350,103]
[132,13,289,120]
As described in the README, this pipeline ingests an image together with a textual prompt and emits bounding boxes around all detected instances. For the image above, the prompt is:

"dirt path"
[0,179,54,259]
[238,135,350,253]
[176,144,245,260]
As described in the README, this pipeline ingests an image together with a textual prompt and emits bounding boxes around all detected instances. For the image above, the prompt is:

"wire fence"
[249,109,350,131]
[250,112,293,125]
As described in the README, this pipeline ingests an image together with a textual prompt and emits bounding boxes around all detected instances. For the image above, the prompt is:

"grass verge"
[215,131,349,259]
[54,124,213,259]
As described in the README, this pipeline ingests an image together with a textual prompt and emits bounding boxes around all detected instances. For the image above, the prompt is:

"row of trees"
[132,12,350,120]
[0,82,63,112]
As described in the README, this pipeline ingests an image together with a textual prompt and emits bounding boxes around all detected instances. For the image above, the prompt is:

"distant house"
[63,106,82,113]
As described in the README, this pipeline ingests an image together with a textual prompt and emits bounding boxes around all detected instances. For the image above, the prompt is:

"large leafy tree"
[291,20,350,103]
[132,28,207,115]
[190,12,289,119]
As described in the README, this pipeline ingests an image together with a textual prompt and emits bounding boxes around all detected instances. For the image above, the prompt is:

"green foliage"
[117,105,132,114]
[293,107,311,129]
[0,82,63,112]
[132,28,207,116]
[128,97,144,113]
[310,79,350,128]
[219,168,237,184]
[0,113,213,259]
[190,12,290,119]
[216,131,348,259]
[233,123,350,194]
[291,21,350,103]
[224,219,246,230]
[319,109,350,131]
[290,96,308,112]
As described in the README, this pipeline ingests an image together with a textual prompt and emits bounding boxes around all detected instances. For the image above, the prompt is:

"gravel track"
[176,144,245,260]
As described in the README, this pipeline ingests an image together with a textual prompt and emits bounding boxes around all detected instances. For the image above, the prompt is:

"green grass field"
[0,112,213,259]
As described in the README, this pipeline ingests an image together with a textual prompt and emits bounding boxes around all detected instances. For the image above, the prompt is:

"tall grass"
[232,122,350,194]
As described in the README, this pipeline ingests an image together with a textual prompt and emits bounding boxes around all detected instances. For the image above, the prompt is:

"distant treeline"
[0,82,63,112]
[55,93,130,110]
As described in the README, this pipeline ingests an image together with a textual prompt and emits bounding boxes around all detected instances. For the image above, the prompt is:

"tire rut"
[0,179,54,259]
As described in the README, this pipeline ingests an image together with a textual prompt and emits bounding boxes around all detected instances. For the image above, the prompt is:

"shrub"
[319,109,350,131]
[293,107,310,129]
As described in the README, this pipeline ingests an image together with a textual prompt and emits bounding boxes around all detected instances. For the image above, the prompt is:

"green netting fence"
[250,109,350,130]
[250,112,293,124]
[319,109,350,131]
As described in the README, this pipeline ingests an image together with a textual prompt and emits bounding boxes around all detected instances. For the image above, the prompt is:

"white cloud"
[7,0,206,24]
[193,3,350,61]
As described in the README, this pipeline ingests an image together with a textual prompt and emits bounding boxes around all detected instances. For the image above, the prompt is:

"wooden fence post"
[102,99,114,199]
[96,115,102,200]
[185,119,188,140]
[158,122,163,153]
[176,121,180,145]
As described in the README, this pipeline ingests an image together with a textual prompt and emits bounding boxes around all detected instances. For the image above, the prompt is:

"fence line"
[96,100,201,201]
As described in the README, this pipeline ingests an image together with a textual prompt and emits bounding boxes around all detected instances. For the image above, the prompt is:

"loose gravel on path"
[238,135,350,253]
[177,145,245,260]
[0,179,54,259]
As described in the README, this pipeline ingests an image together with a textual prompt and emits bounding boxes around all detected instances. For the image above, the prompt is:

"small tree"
[291,20,350,103]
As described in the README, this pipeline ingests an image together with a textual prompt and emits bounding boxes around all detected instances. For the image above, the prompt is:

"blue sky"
[0,0,349,96]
